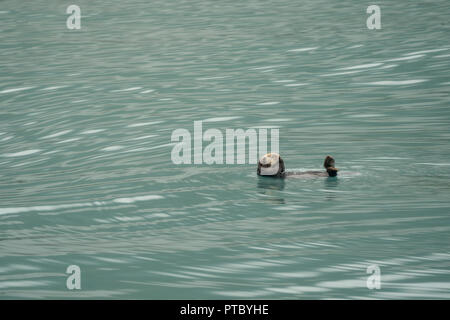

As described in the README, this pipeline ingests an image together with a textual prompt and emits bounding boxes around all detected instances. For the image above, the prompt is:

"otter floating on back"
[257,153,339,178]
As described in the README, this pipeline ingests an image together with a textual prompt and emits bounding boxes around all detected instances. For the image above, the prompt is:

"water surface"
[0,0,449,299]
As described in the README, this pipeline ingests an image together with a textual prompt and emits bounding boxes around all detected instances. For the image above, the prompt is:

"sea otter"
[257,153,338,178]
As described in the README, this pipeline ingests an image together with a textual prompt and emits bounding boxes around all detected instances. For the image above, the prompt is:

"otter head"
[257,153,285,177]
[324,155,338,177]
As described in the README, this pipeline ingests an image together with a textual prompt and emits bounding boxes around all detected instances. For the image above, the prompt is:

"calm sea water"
[1,0,450,299]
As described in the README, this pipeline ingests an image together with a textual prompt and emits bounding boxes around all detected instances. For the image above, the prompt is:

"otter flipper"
[324,155,338,177]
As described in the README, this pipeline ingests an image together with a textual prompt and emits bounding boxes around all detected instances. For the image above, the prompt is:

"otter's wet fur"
[257,155,338,178]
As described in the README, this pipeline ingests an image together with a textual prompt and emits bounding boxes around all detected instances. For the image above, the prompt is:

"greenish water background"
[0,0,449,299]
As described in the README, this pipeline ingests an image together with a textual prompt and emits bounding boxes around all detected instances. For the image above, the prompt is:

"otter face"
[257,153,284,176]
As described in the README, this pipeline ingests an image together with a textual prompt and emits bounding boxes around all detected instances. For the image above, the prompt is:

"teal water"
[1,0,450,299]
